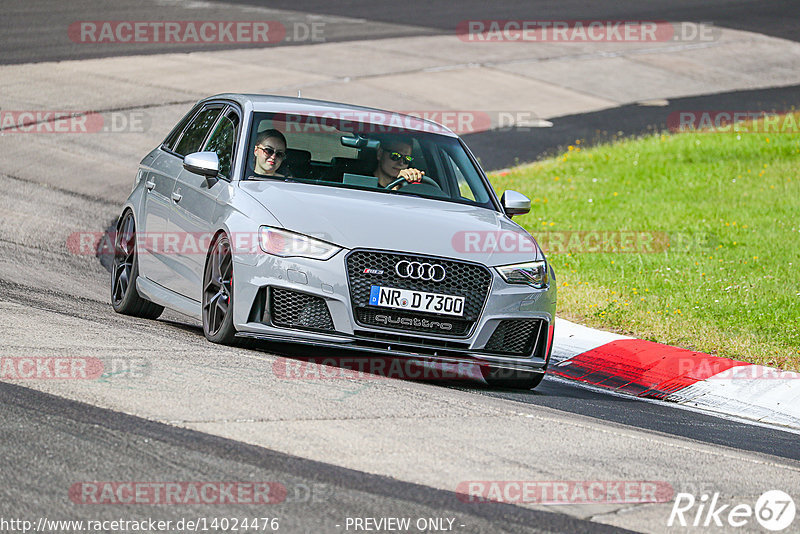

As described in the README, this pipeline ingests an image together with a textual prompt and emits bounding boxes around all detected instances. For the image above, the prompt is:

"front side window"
[203,110,239,179]
[174,107,222,157]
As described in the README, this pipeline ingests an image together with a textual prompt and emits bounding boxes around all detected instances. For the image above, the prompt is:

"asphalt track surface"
[241,343,800,463]
[230,0,800,43]
[3,2,800,533]
[3,0,798,65]
[0,382,629,534]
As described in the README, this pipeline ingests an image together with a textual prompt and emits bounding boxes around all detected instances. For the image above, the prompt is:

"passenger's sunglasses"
[258,146,286,159]
[388,151,413,165]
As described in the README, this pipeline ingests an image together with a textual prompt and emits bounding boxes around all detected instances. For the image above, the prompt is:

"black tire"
[202,233,238,345]
[111,211,164,319]
[482,367,545,390]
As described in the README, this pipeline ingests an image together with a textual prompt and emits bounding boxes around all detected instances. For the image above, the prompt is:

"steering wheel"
[385,175,442,190]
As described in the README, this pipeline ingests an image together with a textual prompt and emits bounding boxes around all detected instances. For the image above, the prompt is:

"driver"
[374,137,425,189]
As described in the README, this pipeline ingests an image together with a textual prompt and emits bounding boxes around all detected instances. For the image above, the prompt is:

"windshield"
[243,111,497,209]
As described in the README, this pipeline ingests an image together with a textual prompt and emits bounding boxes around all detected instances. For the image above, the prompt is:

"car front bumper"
[232,248,556,371]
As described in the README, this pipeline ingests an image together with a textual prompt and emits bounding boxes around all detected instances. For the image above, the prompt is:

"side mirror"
[501,190,531,217]
[184,151,220,184]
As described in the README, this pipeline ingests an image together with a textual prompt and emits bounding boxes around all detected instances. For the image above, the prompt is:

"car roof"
[202,93,459,138]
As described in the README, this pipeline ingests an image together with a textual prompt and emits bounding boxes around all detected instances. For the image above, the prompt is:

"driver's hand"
[398,168,424,183]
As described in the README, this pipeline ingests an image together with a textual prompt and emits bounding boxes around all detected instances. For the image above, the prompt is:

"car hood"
[239,181,544,266]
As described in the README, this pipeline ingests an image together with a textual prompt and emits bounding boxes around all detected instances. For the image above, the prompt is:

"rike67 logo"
[668,490,795,531]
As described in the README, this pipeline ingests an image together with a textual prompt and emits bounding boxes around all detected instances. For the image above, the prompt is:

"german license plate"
[369,285,465,317]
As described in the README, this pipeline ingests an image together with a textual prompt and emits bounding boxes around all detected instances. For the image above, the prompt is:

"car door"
[137,106,199,283]
[167,105,239,300]
[149,104,223,294]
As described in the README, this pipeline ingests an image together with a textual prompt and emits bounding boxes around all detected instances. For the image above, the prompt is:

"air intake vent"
[270,288,334,331]
[484,319,543,356]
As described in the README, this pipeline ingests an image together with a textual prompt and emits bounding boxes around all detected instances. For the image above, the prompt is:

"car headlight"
[258,227,341,260]
[495,260,549,289]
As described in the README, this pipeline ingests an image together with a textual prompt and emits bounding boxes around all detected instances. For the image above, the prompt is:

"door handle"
[145,180,155,191]
[171,191,182,203]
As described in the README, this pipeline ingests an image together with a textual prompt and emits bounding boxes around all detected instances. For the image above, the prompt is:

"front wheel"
[482,367,545,390]
[111,211,164,319]
[202,233,237,344]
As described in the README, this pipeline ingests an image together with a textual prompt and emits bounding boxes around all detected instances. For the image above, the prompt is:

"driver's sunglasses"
[258,146,286,159]
[388,152,413,165]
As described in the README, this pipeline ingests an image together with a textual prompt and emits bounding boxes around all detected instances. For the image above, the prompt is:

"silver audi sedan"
[111,94,556,389]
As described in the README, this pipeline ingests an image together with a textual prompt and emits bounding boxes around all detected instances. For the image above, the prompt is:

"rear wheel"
[110,211,164,319]
[482,367,545,390]
[202,233,237,344]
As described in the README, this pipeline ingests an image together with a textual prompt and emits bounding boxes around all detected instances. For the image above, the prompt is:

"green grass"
[488,116,800,370]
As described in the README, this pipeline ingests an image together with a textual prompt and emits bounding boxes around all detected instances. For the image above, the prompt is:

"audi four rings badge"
[395,261,447,282]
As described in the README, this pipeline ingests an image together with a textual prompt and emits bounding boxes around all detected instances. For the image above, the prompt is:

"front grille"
[346,250,492,337]
[270,288,334,331]
[484,319,543,356]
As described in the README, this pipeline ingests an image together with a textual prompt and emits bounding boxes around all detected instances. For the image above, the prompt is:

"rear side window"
[162,105,199,151]
[203,110,240,180]
[174,107,222,157]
